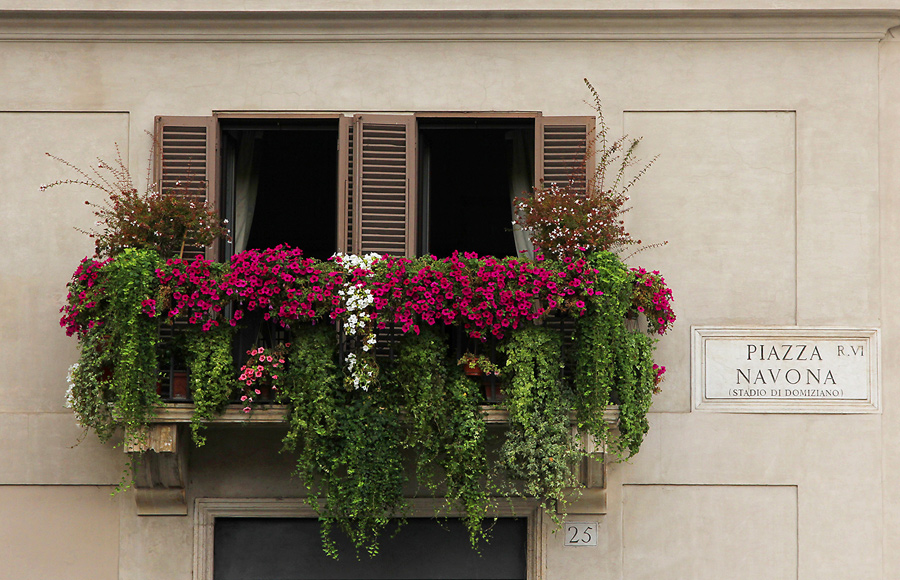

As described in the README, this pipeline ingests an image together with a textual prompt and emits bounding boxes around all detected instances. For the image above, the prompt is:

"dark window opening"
[213,517,527,580]
[418,119,534,258]
[222,119,339,261]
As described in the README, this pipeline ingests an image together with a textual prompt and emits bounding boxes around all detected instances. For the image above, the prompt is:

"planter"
[171,370,189,400]
[482,380,505,404]
[255,384,276,403]
[463,365,483,378]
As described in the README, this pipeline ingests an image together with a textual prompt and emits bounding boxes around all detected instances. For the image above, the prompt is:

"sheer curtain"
[234,132,262,253]
[508,130,535,259]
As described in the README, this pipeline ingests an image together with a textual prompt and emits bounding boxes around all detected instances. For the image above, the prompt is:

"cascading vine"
[499,324,581,524]
[64,248,162,449]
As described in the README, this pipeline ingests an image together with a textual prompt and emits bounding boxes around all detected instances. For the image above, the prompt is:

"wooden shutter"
[337,115,354,253]
[153,116,219,260]
[352,115,416,257]
[536,116,595,196]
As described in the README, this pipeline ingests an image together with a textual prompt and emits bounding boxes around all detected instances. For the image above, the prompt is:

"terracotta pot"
[256,384,274,402]
[463,365,484,377]
[171,370,189,400]
[483,381,505,404]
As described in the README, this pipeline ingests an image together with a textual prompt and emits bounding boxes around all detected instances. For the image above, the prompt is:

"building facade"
[1,2,899,579]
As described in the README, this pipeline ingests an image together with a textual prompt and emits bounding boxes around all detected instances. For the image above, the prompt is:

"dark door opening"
[213,517,527,580]
[418,119,534,259]
[222,119,340,261]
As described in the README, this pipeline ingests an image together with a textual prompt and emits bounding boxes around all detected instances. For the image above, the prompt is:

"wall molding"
[0,10,898,42]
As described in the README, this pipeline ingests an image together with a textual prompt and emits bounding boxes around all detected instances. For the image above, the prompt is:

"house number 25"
[564,522,598,546]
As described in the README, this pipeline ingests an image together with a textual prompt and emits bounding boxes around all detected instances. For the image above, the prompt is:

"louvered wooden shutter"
[351,115,416,257]
[536,116,595,196]
[337,116,354,253]
[153,116,219,260]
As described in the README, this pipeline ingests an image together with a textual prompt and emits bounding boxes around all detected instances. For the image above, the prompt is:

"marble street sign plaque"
[692,327,879,413]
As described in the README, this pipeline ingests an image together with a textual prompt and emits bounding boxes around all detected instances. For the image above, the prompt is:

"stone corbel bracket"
[568,432,607,515]
[125,423,188,516]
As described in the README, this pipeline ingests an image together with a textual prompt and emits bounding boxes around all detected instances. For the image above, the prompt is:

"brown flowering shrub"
[42,145,228,259]
[515,79,657,259]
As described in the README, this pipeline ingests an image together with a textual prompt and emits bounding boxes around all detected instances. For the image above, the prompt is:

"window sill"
[149,402,621,425]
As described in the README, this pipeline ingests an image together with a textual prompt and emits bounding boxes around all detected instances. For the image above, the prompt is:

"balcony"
[64,247,670,551]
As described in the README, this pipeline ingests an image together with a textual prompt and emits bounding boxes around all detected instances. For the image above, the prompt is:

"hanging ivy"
[185,327,235,445]
[389,329,492,547]
[65,248,162,448]
[499,325,581,524]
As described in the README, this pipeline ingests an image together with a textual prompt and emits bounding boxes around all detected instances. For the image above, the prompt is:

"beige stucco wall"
[0,6,896,579]
[0,1,899,10]
[879,29,900,578]
[0,485,121,580]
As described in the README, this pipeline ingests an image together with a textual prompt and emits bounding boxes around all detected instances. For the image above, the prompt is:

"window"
[154,113,592,261]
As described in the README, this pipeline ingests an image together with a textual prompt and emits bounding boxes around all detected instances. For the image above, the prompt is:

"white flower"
[332,253,382,389]
[64,362,79,410]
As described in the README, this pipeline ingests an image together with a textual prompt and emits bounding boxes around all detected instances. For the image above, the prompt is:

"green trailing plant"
[439,371,493,544]
[280,327,494,558]
[391,330,492,547]
[279,325,408,558]
[277,325,344,554]
[571,251,630,447]
[64,248,163,453]
[185,327,235,445]
[572,251,660,457]
[279,325,341,460]
[613,330,657,456]
[320,390,406,558]
[499,325,581,524]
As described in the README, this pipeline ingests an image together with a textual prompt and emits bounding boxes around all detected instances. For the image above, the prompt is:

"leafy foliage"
[279,325,405,558]
[390,330,492,547]
[65,248,162,449]
[499,325,580,524]
[185,328,235,445]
